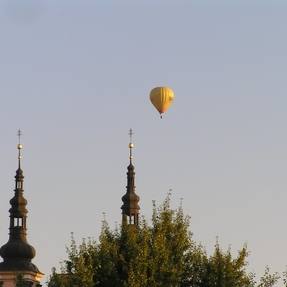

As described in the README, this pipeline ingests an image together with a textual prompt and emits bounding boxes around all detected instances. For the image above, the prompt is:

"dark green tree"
[16,274,32,287]
[46,268,65,287]
[198,242,255,287]
[147,197,196,287]
[47,197,280,287]
[257,267,280,287]
[94,221,121,286]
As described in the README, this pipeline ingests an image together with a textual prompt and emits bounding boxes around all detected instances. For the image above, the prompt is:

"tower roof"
[121,129,140,225]
[0,130,40,273]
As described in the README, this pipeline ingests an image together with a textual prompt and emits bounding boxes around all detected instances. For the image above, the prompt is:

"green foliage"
[15,274,31,287]
[148,196,194,286]
[282,268,287,287]
[46,268,64,287]
[47,197,281,287]
[199,242,255,287]
[257,267,280,287]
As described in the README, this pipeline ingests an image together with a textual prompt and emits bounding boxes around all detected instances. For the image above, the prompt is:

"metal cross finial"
[17,129,23,167]
[17,129,22,145]
[128,128,134,163]
[129,128,133,143]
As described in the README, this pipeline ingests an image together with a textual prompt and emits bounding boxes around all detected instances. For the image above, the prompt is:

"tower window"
[130,215,136,224]
[13,217,23,227]
[16,181,22,189]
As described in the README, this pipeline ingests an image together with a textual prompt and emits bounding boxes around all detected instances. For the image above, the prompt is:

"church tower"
[0,131,43,287]
[121,129,140,226]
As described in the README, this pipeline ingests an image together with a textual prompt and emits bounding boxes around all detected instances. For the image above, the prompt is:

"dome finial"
[128,128,134,164]
[17,129,23,168]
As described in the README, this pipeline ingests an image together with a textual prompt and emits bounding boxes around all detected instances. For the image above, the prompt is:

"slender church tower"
[121,129,140,226]
[0,131,43,287]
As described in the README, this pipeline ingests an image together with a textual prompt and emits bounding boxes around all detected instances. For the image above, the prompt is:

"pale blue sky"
[0,0,287,284]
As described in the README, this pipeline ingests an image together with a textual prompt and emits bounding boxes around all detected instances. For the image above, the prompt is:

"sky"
[0,0,287,285]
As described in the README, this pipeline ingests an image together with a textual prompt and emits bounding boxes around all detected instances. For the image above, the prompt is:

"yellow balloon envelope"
[149,87,175,117]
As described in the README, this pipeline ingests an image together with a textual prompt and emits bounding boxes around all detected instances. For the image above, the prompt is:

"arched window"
[14,217,23,227]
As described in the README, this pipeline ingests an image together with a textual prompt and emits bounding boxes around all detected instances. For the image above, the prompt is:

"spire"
[17,129,23,169]
[0,131,40,274]
[121,129,140,226]
[129,128,134,165]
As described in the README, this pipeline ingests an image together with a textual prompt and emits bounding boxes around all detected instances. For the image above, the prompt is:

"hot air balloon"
[149,87,175,118]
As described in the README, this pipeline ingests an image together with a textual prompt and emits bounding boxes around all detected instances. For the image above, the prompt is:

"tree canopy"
[47,197,284,287]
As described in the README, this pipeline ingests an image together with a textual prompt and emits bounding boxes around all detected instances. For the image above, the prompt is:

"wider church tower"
[0,131,43,287]
[121,129,140,226]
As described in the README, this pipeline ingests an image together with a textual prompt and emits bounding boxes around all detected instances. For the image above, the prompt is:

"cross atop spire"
[17,129,22,144]
[17,129,23,168]
[128,128,134,164]
[129,128,133,142]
